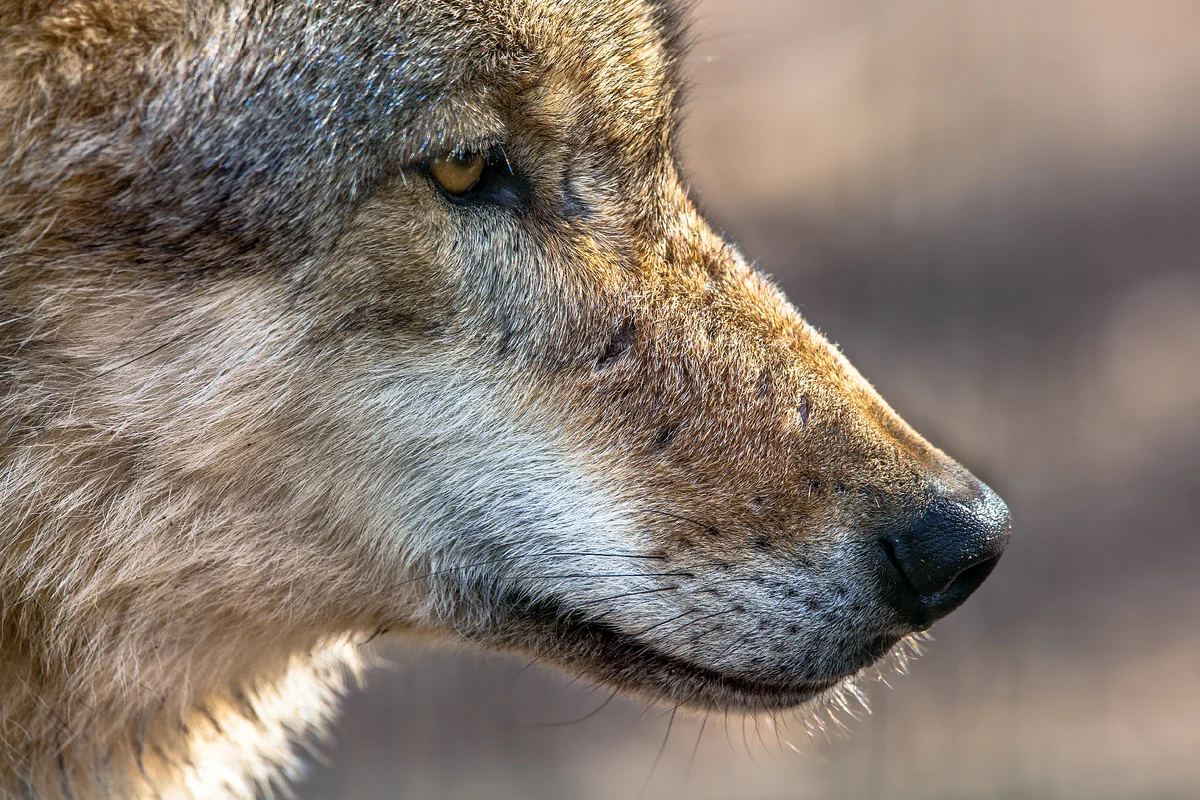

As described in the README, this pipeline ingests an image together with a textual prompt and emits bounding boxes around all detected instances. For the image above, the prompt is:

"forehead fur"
[0,0,687,264]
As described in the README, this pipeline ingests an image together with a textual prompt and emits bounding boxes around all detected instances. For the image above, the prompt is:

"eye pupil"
[430,153,486,195]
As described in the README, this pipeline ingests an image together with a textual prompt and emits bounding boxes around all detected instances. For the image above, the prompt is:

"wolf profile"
[0,1,1009,797]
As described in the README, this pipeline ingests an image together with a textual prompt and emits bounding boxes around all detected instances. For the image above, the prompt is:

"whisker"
[754,714,769,752]
[647,508,717,535]
[741,715,759,764]
[508,653,546,682]
[685,575,766,588]
[574,585,680,608]
[702,631,753,681]
[653,618,724,653]
[640,607,741,651]
[631,688,671,726]
[697,573,796,670]
[385,551,668,592]
[632,609,698,638]
[521,688,619,728]
[779,710,804,754]
[87,338,178,383]
[683,714,707,788]
[638,706,676,800]
[522,571,686,581]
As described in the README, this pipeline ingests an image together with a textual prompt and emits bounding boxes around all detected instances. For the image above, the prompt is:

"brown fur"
[1,1,1005,797]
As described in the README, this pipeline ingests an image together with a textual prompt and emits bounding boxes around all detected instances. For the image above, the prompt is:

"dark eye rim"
[421,145,530,211]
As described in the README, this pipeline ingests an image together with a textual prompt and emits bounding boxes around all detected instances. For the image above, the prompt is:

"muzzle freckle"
[797,395,811,426]
[653,423,679,448]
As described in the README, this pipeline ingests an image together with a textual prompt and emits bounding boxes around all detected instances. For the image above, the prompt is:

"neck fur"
[0,625,359,799]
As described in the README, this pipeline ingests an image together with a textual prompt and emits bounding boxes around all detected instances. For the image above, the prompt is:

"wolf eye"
[425,147,529,210]
[430,153,485,195]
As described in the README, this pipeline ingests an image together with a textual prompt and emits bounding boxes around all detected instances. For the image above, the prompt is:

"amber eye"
[429,153,485,195]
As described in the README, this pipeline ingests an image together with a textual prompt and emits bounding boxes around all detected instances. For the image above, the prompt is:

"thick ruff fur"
[0,1,1007,796]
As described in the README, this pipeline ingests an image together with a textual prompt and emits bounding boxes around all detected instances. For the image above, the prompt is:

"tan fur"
[1,1,1006,796]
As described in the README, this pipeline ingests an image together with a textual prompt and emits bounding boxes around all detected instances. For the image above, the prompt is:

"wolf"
[0,0,1011,797]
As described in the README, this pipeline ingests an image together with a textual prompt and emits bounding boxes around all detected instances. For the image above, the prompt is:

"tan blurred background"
[299,1,1200,797]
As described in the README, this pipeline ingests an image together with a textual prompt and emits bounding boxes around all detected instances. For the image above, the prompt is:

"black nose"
[877,481,1010,628]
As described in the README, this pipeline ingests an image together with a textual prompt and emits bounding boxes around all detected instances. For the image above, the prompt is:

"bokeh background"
[299,1,1200,797]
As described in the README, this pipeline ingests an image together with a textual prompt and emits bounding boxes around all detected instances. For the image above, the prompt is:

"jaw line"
[471,593,928,714]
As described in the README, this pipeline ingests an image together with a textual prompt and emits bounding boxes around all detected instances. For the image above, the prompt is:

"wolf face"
[0,0,1009,793]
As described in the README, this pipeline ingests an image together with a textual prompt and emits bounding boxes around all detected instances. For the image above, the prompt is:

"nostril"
[878,537,917,595]
[943,552,1002,598]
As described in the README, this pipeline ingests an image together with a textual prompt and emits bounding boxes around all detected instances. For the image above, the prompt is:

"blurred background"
[299,1,1200,797]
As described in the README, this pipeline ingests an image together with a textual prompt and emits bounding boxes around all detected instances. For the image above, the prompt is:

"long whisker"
[685,575,769,588]
[704,627,753,673]
[508,653,546,682]
[699,574,796,669]
[632,609,698,638]
[632,690,669,726]
[638,705,676,800]
[574,586,680,608]
[385,551,668,592]
[521,571,690,583]
[522,688,620,728]
[684,713,707,788]
[639,607,741,650]
[646,508,717,535]
[754,714,769,752]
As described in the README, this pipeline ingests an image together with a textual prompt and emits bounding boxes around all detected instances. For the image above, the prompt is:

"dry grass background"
[298,1,1200,797]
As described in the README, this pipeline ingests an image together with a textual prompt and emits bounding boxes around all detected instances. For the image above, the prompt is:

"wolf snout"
[876,480,1011,630]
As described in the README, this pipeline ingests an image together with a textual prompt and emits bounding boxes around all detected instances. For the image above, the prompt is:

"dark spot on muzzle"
[653,422,680,448]
[597,318,636,367]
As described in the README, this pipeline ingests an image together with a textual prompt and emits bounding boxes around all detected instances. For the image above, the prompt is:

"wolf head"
[1,0,1008,745]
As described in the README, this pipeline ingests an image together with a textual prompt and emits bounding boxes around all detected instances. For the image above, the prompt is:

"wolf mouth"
[482,592,878,712]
